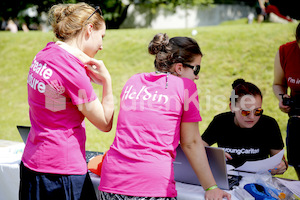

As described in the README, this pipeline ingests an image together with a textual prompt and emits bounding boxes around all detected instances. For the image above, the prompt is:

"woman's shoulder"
[41,42,82,63]
[258,114,279,125]
[280,40,298,50]
[36,43,85,77]
[130,72,195,86]
[179,76,196,85]
[123,73,152,86]
[213,111,234,121]
[127,72,148,81]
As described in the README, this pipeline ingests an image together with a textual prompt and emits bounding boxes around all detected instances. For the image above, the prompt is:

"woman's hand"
[279,101,291,113]
[85,58,111,85]
[79,58,114,132]
[205,187,231,200]
[279,94,291,113]
[269,160,287,175]
[269,151,288,175]
[225,152,232,161]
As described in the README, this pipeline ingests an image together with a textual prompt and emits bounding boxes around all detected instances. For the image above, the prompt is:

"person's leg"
[269,13,289,23]
[256,6,265,23]
[266,5,292,22]
[72,173,98,200]
[286,117,300,180]
[257,14,265,23]
[19,162,40,200]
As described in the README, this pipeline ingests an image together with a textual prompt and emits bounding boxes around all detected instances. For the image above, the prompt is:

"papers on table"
[276,178,300,198]
[233,150,284,173]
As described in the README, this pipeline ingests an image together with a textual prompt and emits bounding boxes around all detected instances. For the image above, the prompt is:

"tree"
[0,0,30,20]
[80,0,130,29]
[0,0,76,29]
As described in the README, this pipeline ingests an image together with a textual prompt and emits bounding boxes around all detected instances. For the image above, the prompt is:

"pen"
[232,169,256,174]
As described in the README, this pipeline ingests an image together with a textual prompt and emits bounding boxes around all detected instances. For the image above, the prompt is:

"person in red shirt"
[256,0,296,23]
[273,22,300,180]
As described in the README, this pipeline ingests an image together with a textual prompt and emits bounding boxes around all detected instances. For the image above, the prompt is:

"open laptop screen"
[173,145,241,190]
[16,125,30,143]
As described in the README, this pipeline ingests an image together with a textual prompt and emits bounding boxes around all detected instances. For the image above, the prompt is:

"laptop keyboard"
[85,151,103,163]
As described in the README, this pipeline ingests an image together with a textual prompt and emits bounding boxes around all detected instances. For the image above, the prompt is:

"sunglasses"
[86,6,103,22]
[182,63,201,76]
[240,108,263,117]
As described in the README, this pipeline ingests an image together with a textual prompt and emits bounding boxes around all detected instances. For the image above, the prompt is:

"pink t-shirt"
[99,72,202,197]
[22,42,97,175]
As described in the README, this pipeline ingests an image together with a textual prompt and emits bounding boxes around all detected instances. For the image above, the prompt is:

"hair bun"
[148,33,169,55]
[232,78,245,89]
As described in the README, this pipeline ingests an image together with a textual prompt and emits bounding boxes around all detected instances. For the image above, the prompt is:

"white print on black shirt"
[223,148,260,155]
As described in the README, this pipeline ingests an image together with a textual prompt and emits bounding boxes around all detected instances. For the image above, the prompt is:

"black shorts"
[286,117,300,167]
[19,162,97,200]
[256,7,266,16]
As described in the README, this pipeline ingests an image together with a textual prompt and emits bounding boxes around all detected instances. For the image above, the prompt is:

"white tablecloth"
[0,163,21,200]
[0,140,24,200]
[1,140,298,200]
[90,172,258,200]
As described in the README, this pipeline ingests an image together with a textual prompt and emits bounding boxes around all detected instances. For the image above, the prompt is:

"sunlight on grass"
[0,22,298,179]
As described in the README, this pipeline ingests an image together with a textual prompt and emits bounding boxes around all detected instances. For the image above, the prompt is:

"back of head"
[231,78,262,104]
[148,33,202,72]
[48,2,105,41]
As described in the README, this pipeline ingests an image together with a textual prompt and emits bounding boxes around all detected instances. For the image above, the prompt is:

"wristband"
[205,185,218,191]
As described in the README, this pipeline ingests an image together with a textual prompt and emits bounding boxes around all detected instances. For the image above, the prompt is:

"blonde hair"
[48,2,105,41]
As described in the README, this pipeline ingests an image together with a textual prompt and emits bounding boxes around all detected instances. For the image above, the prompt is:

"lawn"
[0,22,298,180]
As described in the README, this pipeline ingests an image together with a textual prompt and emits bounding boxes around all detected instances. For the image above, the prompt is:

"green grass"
[0,22,299,180]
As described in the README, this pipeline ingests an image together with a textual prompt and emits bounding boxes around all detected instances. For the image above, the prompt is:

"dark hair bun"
[232,78,245,89]
[148,33,169,55]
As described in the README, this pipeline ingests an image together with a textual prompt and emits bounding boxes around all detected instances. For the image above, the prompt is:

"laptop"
[173,145,241,190]
[16,125,102,163]
[16,125,30,143]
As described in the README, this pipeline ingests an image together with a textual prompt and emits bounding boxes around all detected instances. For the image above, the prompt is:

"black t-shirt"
[202,112,284,167]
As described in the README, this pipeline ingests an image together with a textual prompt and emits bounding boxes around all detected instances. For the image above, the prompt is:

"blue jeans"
[19,162,97,200]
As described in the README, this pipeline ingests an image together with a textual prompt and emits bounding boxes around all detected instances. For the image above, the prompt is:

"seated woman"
[202,79,287,175]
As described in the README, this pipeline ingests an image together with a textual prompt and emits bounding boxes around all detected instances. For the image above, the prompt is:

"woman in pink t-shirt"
[20,3,114,200]
[98,33,231,200]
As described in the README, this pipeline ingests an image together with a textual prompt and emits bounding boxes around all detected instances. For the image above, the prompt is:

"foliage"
[86,0,130,29]
[0,22,298,180]
[0,0,214,29]
[0,0,29,20]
